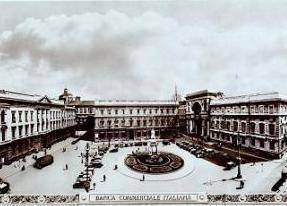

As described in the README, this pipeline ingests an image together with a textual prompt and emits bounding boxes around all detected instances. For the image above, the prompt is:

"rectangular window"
[11,126,16,139]
[18,126,23,137]
[130,109,133,115]
[269,124,275,135]
[100,109,104,115]
[25,111,28,122]
[18,111,22,122]
[12,111,16,123]
[25,125,29,136]
[30,124,34,134]
[260,139,265,148]
[30,111,34,121]
[270,142,275,150]
[251,138,255,146]
[1,130,5,141]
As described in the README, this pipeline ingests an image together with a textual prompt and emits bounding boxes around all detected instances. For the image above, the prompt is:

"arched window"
[241,122,246,132]
[233,121,238,132]
[259,123,265,134]
[250,122,256,134]
[226,121,230,131]
[269,124,275,135]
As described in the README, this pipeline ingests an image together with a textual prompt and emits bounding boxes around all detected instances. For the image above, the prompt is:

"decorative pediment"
[38,95,52,104]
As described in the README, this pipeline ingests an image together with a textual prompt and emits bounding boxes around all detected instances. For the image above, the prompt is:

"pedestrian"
[142,174,145,181]
[240,180,244,188]
[103,175,106,182]
[65,164,68,170]
[93,182,96,189]
[114,164,118,170]
[21,165,25,171]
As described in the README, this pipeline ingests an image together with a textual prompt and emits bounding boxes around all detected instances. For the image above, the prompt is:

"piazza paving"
[1,137,287,194]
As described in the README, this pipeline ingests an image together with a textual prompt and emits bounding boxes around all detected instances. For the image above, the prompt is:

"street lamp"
[85,143,90,182]
[236,131,242,179]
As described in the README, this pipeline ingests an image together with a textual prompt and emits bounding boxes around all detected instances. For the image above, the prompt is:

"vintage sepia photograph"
[1,0,287,205]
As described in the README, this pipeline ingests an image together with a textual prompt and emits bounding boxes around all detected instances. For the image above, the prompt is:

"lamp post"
[236,131,242,179]
[85,143,90,182]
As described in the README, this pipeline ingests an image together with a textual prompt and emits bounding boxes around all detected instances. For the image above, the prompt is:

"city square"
[1,1,287,204]
[1,135,287,195]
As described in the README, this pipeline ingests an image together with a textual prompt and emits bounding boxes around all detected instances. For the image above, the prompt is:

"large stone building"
[72,98,179,140]
[185,90,287,159]
[2,87,286,162]
[0,89,77,164]
[93,100,178,140]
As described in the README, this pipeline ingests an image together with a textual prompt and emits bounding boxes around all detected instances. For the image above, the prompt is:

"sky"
[0,0,287,100]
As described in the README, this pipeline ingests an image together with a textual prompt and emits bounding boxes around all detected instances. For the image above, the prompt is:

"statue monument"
[148,129,158,155]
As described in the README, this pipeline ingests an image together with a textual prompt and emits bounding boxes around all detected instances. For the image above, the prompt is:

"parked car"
[0,181,10,194]
[109,147,119,153]
[224,161,236,170]
[190,148,197,155]
[33,155,54,169]
[91,155,103,167]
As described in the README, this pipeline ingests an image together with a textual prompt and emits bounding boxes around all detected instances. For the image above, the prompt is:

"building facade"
[93,100,179,140]
[185,90,287,159]
[185,90,221,140]
[0,90,77,164]
[71,98,179,140]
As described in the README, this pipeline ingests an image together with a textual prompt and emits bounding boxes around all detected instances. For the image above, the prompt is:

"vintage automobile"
[73,180,90,192]
[33,155,54,169]
[162,140,170,145]
[109,147,119,153]
[223,161,237,171]
[0,180,10,194]
[90,155,103,168]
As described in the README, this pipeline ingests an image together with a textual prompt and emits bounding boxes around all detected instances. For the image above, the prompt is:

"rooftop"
[211,91,287,105]
[0,90,64,105]
[95,99,178,106]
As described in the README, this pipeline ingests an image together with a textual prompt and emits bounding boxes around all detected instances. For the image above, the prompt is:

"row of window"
[210,132,276,150]
[11,120,74,139]
[97,118,175,128]
[11,110,75,124]
[211,120,276,135]
[0,119,76,142]
[211,105,276,114]
[77,107,177,115]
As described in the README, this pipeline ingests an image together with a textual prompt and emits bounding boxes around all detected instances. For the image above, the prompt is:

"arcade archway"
[192,102,202,136]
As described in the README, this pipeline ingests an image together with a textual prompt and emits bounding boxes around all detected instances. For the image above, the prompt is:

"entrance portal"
[192,102,202,136]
